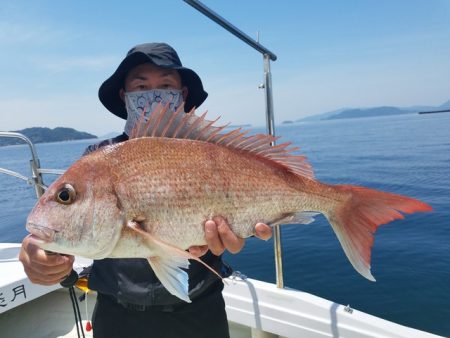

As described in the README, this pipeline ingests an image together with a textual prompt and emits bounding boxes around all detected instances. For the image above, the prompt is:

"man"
[19,43,272,338]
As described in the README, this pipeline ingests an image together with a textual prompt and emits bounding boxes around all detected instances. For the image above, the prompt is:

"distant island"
[326,106,409,120]
[296,99,450,122]
[0,127,97,147]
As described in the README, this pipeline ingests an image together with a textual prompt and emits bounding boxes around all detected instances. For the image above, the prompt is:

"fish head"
[26,154,124,259]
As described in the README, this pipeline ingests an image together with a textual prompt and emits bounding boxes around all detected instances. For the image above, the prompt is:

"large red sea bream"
[26,105,432,302]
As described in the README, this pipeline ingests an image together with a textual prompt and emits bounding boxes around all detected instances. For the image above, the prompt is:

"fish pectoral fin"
[126,222,222,303]
[291,211,319,225]
[268,211,319,227]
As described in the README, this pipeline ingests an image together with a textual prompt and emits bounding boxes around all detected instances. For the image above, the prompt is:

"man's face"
[120,63,188,99]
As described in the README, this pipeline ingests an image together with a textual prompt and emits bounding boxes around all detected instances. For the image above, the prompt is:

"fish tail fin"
[325,184,432,281]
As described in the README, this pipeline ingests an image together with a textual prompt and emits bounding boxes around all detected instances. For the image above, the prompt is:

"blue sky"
[1,0,449,136]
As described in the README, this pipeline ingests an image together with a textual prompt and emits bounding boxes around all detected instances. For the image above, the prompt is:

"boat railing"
[0,131,64,198]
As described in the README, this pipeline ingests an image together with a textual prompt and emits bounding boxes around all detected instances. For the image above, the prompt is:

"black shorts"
[92,287,230,338]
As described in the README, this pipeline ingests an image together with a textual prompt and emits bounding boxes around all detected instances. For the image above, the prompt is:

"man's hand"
[188,217,272,257]
[19,235,74,286]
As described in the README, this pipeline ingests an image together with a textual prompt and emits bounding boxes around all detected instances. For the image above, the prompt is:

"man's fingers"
[21,235,66,266]
[214,217,245,254]
[19,235,74,285]
[27,256,73,276]
[23,256,74,285]
[254,223,272,241]
[203,218,269,256]
[28,269,73,286]
[30,250,71,266]
[205,220,224,256]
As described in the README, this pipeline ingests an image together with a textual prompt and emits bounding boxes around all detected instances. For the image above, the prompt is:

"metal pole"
[30,158,45,197]
[0,132,46,197]
[263,54,283,288]
[263,55,275,136]
[184,0,284,288]
[183,0,277,61]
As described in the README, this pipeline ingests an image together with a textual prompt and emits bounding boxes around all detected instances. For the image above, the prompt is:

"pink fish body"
[26,105,432,302]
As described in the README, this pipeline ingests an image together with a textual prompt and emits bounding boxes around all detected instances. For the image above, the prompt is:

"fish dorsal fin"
[130,103,314,179]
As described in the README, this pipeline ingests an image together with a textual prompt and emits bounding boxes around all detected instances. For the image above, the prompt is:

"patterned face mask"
[124,89,184,136]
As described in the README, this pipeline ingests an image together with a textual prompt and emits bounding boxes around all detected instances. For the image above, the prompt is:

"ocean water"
[0,113,449,336]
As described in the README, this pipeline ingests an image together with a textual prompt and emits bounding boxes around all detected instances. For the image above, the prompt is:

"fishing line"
[60,269,85,338]
[69,286,85,338]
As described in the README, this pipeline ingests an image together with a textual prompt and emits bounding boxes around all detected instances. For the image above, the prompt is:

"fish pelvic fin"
[129,103,314,179]
[326,185,432,281]
[127,221,222,302]
[147,255,191,303]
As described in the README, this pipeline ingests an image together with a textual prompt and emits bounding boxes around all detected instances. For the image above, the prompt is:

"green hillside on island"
[0,127,97,147]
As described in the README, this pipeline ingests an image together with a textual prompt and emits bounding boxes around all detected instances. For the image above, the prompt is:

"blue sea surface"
[0,113,449,336]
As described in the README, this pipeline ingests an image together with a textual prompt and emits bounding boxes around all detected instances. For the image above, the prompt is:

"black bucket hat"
[98,43,208,119]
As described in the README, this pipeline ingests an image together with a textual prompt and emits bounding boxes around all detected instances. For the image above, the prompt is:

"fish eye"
[56,184,76,205]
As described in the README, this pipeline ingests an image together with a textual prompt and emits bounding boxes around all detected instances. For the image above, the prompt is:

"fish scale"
[109,137,305,248]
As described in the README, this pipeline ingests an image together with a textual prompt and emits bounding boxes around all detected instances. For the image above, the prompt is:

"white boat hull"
[0,244,443,338]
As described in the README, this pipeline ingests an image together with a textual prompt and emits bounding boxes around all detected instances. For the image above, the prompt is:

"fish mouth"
[26,222,59,242]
